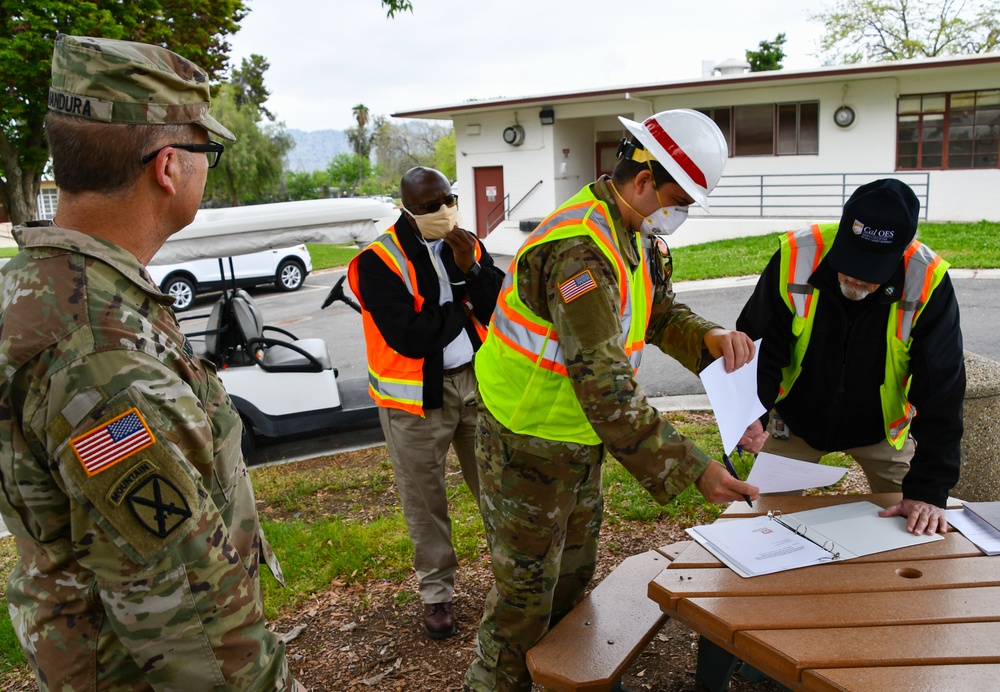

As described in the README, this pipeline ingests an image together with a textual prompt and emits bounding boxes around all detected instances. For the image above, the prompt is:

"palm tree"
[349,104,373,189]
[352,103,370,130]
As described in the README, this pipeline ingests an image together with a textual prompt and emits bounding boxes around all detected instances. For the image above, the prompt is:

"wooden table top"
[648,493,1000,691]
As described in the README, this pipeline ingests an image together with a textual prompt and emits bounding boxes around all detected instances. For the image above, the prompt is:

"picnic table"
[647,493,1000,691]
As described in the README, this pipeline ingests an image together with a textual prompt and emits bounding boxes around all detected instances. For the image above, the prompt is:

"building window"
[699,102,818,157]
[37,188,59,220]
[897,90,999,170]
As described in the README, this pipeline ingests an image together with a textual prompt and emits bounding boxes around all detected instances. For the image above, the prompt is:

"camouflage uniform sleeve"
[646,282,721,374]
[23,350,290,690]
[518,238,711,505]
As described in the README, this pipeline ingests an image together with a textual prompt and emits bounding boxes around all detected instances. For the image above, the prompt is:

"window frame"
[896,89,1000,171]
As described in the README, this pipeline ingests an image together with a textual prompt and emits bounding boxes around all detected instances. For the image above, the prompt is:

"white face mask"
[403,203,458,240]
[643,205,688,236]
[612,180,689,237]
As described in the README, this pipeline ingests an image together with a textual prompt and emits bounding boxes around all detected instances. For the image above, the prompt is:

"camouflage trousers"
[464,404,604,692]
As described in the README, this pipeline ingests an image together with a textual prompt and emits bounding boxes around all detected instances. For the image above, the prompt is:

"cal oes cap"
[48,33,235,142]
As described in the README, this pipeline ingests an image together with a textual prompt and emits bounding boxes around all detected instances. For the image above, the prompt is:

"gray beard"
[839,279,873,301]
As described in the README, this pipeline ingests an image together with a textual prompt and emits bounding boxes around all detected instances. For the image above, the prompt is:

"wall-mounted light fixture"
[503,125,525,146]
[834,84,856,129]
[539,107,555,125]
[833,105,856,128]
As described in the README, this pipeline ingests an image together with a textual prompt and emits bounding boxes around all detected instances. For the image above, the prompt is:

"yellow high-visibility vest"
[475,185,652,444]
[776,225,949,448]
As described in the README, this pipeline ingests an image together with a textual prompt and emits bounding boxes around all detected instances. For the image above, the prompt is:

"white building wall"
[452,61,999,253]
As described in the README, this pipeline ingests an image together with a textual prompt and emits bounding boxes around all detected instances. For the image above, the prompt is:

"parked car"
[147,245,313,311]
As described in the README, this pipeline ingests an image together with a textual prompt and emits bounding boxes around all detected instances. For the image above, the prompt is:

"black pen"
[722,451,754,508]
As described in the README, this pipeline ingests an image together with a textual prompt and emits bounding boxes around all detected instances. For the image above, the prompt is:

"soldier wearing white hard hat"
[464,110,764,691]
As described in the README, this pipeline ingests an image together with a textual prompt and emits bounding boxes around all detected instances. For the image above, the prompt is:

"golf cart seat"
[229,290,333,372]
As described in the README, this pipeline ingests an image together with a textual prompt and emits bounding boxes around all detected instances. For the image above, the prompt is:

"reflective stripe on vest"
[475,186,652,444]
[347,227,485,416]
[775,225,949,448]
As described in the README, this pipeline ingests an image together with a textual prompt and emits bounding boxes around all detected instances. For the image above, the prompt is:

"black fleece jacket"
[353,213,504,410]
[737,250,965,507]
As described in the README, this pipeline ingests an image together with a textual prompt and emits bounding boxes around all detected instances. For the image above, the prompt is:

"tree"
[382,0,413,17]
[812,0,1000,64]
[347,103,374,187]
[231,54,275,120]
[0,0,246,226]
[434,130,456,181]
[746,33,787,71]
[371,117,452,187]
[284,169,332,201]
[327,152,373,194]
[202,84,292,206]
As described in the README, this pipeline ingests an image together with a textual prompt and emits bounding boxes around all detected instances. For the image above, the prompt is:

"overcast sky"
[228,0,830,132]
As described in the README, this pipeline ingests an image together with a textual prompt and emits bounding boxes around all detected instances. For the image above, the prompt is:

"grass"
[0,218,994,674]
[305,243,362,271]
[0,538,25,675]
[673,220,1000,281]
[4,221,996,275]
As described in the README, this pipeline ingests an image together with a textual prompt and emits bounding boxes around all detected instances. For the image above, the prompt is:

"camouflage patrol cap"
[48,34,235,142]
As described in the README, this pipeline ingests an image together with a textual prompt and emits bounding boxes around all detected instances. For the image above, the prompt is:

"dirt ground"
[262,432,869,692]
[3,419,868,692]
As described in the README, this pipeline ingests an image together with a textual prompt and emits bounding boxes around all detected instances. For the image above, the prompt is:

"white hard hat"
[618,109,727,211]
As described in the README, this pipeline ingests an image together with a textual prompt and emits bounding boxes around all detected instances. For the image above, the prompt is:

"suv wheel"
[163,275,196,311]
[275,258,305,292]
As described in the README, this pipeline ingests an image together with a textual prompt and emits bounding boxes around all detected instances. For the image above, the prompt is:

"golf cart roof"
[151,197,396,265]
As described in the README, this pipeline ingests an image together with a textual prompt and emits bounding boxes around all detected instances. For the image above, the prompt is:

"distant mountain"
[284,129,348,173]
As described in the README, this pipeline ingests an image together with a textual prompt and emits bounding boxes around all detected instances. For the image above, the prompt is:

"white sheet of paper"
[745,452,849,493]
[699,338,766,454]
[946,508,1000,556]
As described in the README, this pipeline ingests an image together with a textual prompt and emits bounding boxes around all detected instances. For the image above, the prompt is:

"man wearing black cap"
[737,179,965,536]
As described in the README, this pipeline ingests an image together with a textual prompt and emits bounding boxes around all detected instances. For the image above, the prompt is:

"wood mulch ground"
[263,415,871,691]
[2,412,870,691]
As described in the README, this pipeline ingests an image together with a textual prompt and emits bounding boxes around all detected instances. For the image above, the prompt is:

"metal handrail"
[486,179,544,233]
[693,172,931,219]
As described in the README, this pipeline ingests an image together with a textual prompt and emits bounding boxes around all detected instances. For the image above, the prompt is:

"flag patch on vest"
[71,408,155,477]
[559,270,597,303]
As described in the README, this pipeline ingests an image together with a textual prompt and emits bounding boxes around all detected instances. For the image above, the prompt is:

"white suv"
[147,245,313,311]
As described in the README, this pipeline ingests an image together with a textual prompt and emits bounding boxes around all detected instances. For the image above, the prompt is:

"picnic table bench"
[649,493,1000,692]
[526,542,688,691]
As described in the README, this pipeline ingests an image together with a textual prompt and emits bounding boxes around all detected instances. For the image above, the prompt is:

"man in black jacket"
[737,179,964,536]
[348,167,504,638]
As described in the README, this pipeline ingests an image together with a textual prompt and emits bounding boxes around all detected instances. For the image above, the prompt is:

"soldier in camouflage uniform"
[464,110,764,691]
[0,35,300,690]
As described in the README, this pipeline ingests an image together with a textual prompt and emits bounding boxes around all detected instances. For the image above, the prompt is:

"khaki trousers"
[379,367,480,604]
[762,413,916,493]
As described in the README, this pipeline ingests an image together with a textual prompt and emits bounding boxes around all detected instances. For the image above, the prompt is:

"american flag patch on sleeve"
[71,408,155,477]
[558,270,597,303]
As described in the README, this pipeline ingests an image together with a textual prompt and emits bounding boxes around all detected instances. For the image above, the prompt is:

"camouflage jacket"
[0,223,291,690]
[509,178,720,504]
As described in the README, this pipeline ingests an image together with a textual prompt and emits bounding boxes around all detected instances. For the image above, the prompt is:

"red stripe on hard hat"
[645,119,707,189]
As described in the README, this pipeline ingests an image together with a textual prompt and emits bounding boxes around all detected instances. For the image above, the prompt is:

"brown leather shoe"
[423,602,456,639]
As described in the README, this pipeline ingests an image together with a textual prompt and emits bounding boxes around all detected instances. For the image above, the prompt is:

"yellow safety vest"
[776,225,949,448]
[348,225,486,416]
[475,185,653,444]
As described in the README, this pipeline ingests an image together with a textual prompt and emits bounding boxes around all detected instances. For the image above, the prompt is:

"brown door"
[473,166,504,238]
[595,141,620,178]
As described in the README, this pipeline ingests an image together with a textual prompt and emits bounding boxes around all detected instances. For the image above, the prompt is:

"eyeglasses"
[140,141,226,169]
[415,194,458,215]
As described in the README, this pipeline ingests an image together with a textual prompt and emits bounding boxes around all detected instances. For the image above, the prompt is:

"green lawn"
[0,217,995,675]
[4,220,996,277]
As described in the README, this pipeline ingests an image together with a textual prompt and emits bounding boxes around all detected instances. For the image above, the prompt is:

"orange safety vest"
[348,225,486,416]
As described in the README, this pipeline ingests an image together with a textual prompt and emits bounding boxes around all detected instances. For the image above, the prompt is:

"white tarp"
[151,197,397,264]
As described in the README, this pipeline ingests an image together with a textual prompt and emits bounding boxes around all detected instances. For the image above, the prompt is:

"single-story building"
[394,53,1000,254]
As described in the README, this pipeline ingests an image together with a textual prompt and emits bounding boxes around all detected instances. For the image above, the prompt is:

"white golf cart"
[151,197,395,456]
